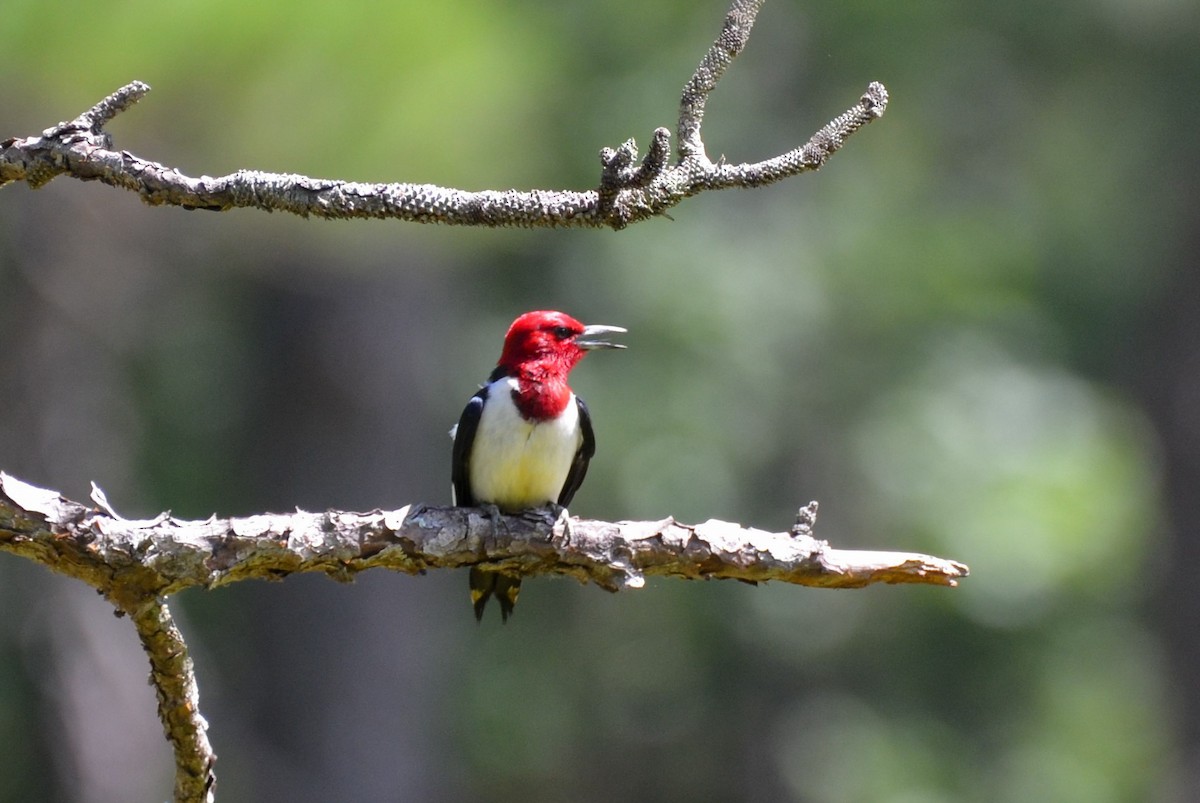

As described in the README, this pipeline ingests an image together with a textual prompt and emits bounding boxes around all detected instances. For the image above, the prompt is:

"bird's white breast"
[469,376,581,511]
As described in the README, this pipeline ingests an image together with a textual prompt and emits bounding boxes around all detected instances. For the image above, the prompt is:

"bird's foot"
[518,504,564,529]
[479,503,511,537]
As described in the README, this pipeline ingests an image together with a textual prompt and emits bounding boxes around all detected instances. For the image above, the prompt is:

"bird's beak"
[577,324,627,350]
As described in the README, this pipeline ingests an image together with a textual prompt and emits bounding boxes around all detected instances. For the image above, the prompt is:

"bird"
[451,310,626,622]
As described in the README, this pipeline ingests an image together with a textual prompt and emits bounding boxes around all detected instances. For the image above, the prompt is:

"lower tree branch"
[0,471,965,802]
[0,472,967,598]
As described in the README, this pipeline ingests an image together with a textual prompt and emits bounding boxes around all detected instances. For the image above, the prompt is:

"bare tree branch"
[0,473,967,600]
[0,1,886,230]
[1,464,966,803]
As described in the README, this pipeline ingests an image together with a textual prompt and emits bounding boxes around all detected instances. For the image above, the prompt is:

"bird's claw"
[478,503,511,542]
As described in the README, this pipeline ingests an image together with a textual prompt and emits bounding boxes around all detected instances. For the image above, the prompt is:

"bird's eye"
[551,326,573,339]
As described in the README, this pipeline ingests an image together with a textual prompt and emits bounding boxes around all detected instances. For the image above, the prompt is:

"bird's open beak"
[577,324,627,350]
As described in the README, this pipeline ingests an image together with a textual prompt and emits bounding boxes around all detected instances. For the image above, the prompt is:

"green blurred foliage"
[2,0,1198,800]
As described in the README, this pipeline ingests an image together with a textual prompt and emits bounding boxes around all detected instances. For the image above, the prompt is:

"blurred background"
[1,0,1197,800]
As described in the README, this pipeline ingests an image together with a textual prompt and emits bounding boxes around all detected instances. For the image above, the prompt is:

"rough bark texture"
[0,473,968,599]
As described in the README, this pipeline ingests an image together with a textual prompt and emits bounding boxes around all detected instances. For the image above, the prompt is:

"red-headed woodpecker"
[452,310,626,622]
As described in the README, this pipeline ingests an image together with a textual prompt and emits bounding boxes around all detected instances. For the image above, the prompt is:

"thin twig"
[128,599,217,803]
[706,81,889,188]
[73,80,152,132]
[678,0,766,163]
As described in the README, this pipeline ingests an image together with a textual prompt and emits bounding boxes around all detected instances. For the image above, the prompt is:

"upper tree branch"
[0,1,886,230]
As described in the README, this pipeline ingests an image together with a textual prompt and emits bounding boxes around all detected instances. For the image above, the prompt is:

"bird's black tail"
[469,568,521,623]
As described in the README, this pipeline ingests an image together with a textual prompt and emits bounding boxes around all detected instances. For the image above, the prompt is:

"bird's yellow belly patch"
[478,450,567,510]
[470,386,581,511]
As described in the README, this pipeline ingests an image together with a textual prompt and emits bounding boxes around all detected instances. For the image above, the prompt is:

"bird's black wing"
[558,395,596,507]
[451,384,489,507]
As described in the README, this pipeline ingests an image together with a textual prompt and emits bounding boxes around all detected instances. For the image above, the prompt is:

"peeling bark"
[1,473,968,601]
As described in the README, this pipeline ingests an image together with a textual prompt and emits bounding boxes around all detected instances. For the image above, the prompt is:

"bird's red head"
[497,310,625,381]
